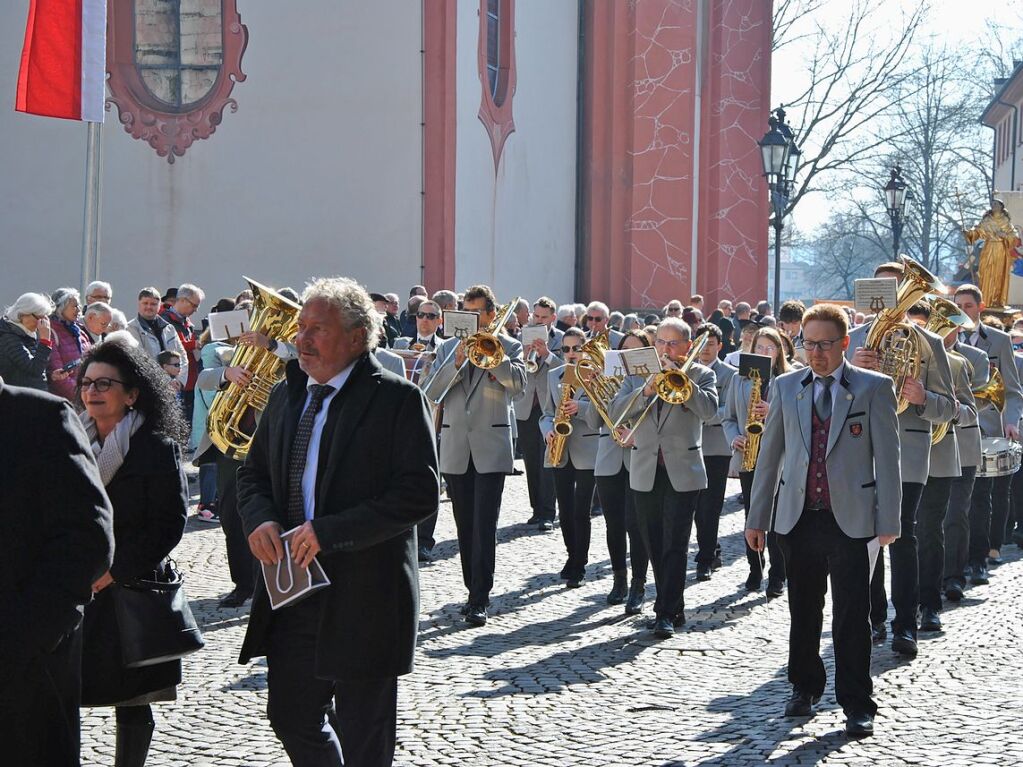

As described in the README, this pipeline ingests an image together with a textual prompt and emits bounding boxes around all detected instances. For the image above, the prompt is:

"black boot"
[624,579,646,615]
[606,570,628,605]
[115,718,154,767]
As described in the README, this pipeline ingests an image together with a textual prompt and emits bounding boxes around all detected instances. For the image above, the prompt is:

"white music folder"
[261,527,331,610]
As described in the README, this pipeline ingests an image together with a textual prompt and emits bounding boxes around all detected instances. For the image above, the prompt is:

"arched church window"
[106,0,248,163]
[477,0,516,170]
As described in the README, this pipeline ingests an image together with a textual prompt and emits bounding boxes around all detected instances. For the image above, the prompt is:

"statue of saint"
[963,199,1023,309]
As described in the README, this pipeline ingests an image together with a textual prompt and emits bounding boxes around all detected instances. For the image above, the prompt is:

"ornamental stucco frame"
[477,0,516,171]
[105,1,248,163]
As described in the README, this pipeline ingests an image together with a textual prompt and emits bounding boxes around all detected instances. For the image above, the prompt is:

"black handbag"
[111,560,205,668]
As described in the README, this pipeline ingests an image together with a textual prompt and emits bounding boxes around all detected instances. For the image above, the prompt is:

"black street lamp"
[884,166,910,259]
[758,107,799,313]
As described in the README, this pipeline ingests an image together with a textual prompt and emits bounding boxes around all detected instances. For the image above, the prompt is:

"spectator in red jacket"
[48,287,92,401]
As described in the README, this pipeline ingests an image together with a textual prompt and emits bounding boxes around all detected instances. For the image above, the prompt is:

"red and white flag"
[16,0,107,122]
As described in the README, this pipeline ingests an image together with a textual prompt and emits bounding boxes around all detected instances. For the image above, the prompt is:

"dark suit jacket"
[237,353,439,680]
[0,382,113,673]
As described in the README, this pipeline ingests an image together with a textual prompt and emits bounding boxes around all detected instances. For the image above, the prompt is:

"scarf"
[80,410,146,486]
[57,316,85,355]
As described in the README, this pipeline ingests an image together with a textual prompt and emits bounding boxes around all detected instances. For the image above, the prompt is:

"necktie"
[286,384,336,528]
[815,376,833,421]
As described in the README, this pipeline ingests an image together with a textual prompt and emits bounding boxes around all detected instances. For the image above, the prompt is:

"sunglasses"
[417,312,439,320]
[562,344,583,351]
[79,377,126,393]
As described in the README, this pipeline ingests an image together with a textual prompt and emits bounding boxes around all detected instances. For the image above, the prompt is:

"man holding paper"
[746,303,901,738]
[237,277,439,767]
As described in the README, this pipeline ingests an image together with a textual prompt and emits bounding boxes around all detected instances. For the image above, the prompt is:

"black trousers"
[0,628,82,767]
[596,468,649,581]
[216,451,255,593]
[777,510,875,716]
[1011,465,1023,534]
[266,595,397,767]
[519,404,556,520]
[633,466,698,620]
[445,460,506,607]
[739,470,786,584]
[917,475,953,612]
[554,464,595,580]
[969,474,1011,564]
[943,467,976,587]
[417,512,438,551]
[695,455,731,567]
[870,481,923,634]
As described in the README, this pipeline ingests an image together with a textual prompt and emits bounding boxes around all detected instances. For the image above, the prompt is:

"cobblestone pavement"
[82,464,1023,766]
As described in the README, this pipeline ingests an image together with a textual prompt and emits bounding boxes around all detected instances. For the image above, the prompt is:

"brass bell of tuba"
[207,278,301,460]
[974,367,1006,413]
[924,295,974,445]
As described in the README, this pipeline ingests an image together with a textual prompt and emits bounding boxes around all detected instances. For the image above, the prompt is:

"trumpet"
[421,298,520,405]
[612,332,709,434]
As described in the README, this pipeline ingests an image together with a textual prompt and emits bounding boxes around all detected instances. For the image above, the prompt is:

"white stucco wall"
[454,0,579,305]
[0,1,422,312]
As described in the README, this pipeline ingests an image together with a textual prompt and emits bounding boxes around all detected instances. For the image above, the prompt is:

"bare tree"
[772,0,825,52]
[806,211,888,299]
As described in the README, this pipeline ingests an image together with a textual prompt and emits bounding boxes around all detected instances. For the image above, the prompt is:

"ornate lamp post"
[884,166,910,259]
[758,107,800,312]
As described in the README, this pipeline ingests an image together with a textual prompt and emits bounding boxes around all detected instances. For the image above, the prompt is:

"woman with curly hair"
[75,339,189,767]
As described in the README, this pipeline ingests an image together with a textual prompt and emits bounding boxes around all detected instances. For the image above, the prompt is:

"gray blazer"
[513,327,563,420]
[928,351,977,478]
[126,318,188,386]
[611,363,718,493]
[952,342,988,468]
[962,324,1023,437]
[539,364,599,470]
[583,395,631,476]
[422,334,526,474]
[847,322,956,485]
[375,347,407,378]
[702,359,736,457]
[748,361,903,539]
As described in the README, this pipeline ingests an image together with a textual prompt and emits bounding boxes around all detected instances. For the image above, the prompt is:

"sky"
[772,0,1022,234]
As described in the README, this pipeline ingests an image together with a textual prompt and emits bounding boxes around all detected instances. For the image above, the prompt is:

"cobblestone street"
[81,465,1023,766]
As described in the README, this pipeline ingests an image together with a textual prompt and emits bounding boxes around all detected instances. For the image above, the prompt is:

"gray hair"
[418,299,440,314]
[657,317,692,341]
[514,298,530,313]
[586,301,610,317]
[302,277,382,352]
[609,310,624,328]
[621,313,640,331]
[574,303,587,318]
[51,287,81,315]
[6,292,54,322]
[107,308,129,332]
[103,328,138,347]
[384,293,399,304]
[84,301,113,319]
[431,289,458,310]
[85,280,112,298]
[177,283,206,305]
[556,304,576,320]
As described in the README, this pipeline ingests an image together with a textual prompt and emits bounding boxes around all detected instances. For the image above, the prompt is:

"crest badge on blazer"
[849,423,863,437]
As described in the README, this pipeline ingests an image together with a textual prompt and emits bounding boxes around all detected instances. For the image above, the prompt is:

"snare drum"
[977,437,1023,477]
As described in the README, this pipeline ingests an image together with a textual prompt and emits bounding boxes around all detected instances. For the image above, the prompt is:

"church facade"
[1,0,772,310]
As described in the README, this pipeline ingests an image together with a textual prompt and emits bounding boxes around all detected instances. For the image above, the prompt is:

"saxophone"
[741,369,765,472]
[546,365,578,466]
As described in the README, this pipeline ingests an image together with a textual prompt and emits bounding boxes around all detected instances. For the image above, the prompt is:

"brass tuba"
[924,295,973,445]
[207,278,301,460]
[864,255,942,414]
[741,369,765,471]
[974,367,1006,413]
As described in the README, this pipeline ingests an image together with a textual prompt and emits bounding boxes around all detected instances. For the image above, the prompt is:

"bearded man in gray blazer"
[422,285,526,627]
[747,303,901,738]
[612,318,718,639]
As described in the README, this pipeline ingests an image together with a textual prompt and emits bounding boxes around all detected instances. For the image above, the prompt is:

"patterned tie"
[286,384,336,528]
[815,375,833,421]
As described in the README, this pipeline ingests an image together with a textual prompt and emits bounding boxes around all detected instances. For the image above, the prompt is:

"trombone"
[421,298,520,405]
[612,332,709,435]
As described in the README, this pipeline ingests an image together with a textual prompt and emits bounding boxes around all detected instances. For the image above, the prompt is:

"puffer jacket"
[47,317,92,400]
[0,317,51,390]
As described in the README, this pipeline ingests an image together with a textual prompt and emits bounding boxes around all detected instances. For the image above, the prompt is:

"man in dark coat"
[0,379,114,767]
[237,277,439,767]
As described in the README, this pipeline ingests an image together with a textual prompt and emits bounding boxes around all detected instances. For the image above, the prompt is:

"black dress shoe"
[606,571,628,605]
[652,617,674,639]
[525,514,542,525]
[459,603,470,616]
[944,580,964,602]
[696,564,711,582]
[1012,530,1023,547]
[672,612,686,628]
[766,580,785,599]
[538,520,554,532]
[845,711,874,737]
[417,546,433,564]
[970,564,990,585]
[745,572,762,592]
[784,690,820,718]
[918,607,942,633]
[624,581,645,615]
[465,606,487,627]
[565,578,583,589]
[891,629,918,657]
[871,622,887,644]
[711,554,722,571]
[218,588,252,608]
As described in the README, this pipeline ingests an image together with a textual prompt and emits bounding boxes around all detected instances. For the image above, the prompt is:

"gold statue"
[962,199,1022,310]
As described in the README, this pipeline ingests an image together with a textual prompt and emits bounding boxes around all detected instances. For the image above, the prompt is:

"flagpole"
[80,120,103,297]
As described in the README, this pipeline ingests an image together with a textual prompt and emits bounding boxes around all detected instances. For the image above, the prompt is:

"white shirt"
[812,361,844,416]
[300,362,356,522]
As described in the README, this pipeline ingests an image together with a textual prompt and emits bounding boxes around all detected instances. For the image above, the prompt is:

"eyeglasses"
[88,294,111,302]
[562,344,583,352]
[666,307,682,314]
[753,344,778,355]
[417,312,439,320]
[79,377,126,393]
[655,338,687,348]
[182,297,200,309]
[586,315,606,323]
[803,339,842,352]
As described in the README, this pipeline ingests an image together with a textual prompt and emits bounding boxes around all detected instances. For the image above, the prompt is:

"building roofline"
[981,60,1023,126]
